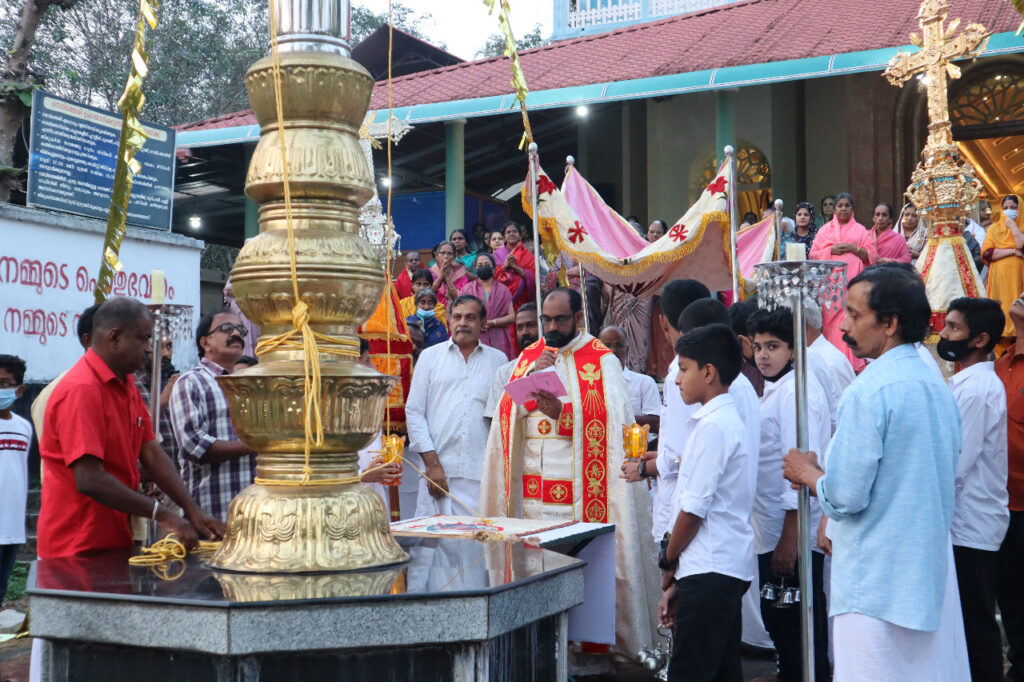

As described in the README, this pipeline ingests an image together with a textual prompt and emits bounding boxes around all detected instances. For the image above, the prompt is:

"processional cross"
[883,0,989,143]
[882,0,990,323]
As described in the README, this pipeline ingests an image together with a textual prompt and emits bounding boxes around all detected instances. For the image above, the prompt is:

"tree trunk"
[0,0,60,202]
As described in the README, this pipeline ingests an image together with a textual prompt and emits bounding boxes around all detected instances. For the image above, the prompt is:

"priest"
[480,287,660,658]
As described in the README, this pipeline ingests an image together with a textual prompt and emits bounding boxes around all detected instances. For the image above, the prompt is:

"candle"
[621,422,650,459]
[785,243,806,262]
[151,269,165,304]
[381,434,404,487]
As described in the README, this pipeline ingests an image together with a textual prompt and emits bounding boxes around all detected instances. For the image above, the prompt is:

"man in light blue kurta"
[784,264,970,681]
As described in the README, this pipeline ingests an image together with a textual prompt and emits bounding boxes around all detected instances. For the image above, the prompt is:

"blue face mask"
[418,308,436,319]
[0,388,18,410]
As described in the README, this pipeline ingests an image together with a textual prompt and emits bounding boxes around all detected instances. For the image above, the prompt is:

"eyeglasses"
[209,323,248,337]
[540,314,573,326]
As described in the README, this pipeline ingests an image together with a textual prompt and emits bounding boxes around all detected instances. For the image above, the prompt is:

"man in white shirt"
[659,324,755,682]
[485,303,538,419]
[939,297,1009,682]
[407,294,508,516]
[599,325,660,434]
[804,300,855,433]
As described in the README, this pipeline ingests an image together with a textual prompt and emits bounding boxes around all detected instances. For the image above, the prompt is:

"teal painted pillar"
[445,119,466,235]
[715,90,735,166]
[244,144,259,240]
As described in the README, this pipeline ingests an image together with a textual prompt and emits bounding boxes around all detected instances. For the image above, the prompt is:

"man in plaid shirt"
[170,310,256,520]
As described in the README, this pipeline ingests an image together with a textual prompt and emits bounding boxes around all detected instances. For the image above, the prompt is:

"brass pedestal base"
[209,482,408,573]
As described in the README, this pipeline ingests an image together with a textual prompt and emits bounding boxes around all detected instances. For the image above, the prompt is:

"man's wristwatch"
[657,535,678,572]
[637,460,649,479]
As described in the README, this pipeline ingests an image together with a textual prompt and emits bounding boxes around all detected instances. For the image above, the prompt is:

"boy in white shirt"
[938,297,1009,682]
[749,309,831,682]
[0,354,32,603]
[658,323,755,682]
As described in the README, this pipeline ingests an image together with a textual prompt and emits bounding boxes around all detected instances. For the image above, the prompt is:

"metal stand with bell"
[144,302,193,543]
[752,260,848,682]
[637,626,673,681]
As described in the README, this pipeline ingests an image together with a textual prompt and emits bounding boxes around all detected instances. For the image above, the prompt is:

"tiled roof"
[176,0,1022,131]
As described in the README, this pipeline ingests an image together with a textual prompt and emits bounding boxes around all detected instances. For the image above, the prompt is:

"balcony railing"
[554,0,741,38]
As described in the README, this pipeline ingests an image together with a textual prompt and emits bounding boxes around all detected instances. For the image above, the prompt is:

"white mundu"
[480,332,661,657]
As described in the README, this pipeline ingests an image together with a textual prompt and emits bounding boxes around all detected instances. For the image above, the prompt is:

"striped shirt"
[169,358,255,520]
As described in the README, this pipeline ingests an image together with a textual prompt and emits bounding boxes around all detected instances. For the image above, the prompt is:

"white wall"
[0,204,204,382]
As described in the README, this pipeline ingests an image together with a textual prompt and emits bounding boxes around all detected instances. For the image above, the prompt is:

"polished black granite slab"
[28,535,580,607]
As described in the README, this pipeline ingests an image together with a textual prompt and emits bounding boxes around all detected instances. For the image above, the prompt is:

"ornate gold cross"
[883,0,989,133]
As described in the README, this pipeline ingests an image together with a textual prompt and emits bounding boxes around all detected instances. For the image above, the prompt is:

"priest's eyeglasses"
[540,314,573,326]
[209,323,249,337]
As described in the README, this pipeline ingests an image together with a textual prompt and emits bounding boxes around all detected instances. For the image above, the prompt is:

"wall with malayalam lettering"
[0,203,203,382]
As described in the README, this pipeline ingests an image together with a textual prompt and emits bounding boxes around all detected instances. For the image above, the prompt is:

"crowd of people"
[0,196,1022,682]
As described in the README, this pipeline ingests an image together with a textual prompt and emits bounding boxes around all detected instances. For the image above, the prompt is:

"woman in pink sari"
[461,252,515,359]
[809,192,877,371]
[872,203,912,264]
[494,221,536,311]
[429,241,468,306]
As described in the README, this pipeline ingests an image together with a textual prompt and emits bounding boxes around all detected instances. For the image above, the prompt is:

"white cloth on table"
[832,543,969,682]
[406,339,508,482]
[949,361,1010,551]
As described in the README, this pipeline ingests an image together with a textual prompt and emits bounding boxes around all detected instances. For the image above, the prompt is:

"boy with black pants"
[748,309,831,682]
[658,324,755,682]
[940,297,1008,682]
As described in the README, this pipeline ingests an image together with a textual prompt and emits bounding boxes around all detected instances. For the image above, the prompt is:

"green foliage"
[350,2,439,47]
[3,562,27,604]
[480,23,547,59]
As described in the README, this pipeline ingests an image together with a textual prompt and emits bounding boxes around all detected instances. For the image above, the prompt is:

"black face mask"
[762,360,793,384]
[477,265,494,280]
[544,326,576,349]
[936,337,974,362]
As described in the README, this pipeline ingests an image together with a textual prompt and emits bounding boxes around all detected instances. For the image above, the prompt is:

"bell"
[643,654,660,672]
[760,582,777,602]
[777,587,797,608]
[791,588,801,604]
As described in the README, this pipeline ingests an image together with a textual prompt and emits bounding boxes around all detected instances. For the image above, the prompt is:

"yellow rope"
[384,0,395,438]
[128,534,222,580]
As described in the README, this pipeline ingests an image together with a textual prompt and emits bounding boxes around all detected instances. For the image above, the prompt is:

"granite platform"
[27,536,585,681]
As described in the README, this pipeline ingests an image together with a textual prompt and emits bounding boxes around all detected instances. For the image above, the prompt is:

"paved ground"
[0,637,778,682]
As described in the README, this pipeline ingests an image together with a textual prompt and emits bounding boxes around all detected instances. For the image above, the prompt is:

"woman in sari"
[494,221,536,311]
[872,203,912,264]
[449,229,477,271]
[492,221,521,266]
[896,203,927,262]
[461,252,515,359]
[982,194,1023,344]
[816,195,836,228]
[394,250,420,299]
[488,230,506,265]
[429,241,468,307]
[809,192,877,370]
[780,201,819,258]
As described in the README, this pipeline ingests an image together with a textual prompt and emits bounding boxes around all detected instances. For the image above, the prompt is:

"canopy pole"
[774,198,784,260]
[529,142,544,326]
[566,155,588,335]
[726,145,739,300]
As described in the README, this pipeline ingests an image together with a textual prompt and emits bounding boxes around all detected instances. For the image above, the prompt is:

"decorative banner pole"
[754,259,849,682]
[566,155,590,334]
[529,142,544,322]
[725,146,739,301]
[773,198,784,259]
[94,0,160,302]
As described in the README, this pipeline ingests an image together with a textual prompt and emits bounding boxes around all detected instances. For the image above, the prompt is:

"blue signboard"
[27,90,176,231]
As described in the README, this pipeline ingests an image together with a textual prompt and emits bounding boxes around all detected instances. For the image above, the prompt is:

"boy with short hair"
[0,354,32,603]
[407,288,449,349]
[659,323,754,682]
[399,269,448,329]
[939,296,1008,682]
[748,308,831,682]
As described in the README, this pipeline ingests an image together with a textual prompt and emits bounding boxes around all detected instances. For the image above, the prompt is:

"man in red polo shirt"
[38,297,224,559]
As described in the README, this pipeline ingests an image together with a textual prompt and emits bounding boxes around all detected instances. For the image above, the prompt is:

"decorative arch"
[690,142,772,217]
